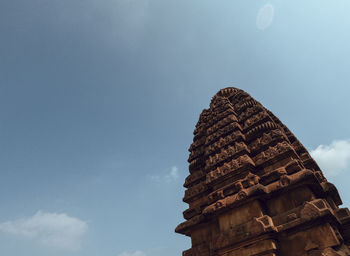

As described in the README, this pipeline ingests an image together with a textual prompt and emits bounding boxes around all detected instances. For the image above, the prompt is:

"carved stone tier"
[176,87,350,256]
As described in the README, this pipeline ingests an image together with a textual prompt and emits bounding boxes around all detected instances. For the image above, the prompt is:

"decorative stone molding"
[176,88,350,256]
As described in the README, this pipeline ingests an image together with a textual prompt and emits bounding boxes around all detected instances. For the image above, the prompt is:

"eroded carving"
[177,88,350,256]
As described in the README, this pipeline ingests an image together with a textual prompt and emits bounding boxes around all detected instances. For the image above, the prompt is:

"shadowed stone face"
[176,87,350,256]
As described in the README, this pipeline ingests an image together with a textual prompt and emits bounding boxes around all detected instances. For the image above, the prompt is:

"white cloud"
[256,4,274,30]
[151,166,179,183]
[310,139,350,177]
[0,211,88,251]
[119,251,147,256]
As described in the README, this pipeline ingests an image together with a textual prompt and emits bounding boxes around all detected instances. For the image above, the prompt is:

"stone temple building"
[175,88,350,256]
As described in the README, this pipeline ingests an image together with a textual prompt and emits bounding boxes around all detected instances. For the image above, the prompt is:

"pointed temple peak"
[216,87,241,96]
[176,88,350,256]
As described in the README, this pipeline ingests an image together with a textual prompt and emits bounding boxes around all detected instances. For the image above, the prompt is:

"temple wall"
[176,88,350,256]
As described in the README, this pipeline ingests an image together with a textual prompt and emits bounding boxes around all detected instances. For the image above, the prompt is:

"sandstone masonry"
[176,87,350,256]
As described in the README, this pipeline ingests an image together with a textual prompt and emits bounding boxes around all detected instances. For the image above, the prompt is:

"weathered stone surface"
[176,87,350,256]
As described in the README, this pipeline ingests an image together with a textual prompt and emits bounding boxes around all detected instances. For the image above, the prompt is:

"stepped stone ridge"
[176,87,350,256]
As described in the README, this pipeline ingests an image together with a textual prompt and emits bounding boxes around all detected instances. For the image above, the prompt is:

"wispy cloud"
[51,0,150,50]
[119,251,147,256]
[0,211,88,251]
[151,166,179,183]
[92,0,150,48]
[310,139,350,177]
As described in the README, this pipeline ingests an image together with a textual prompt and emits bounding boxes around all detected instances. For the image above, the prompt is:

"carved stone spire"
[176,87,350,256]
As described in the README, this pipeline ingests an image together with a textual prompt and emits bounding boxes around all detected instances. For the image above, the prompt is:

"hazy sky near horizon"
[1,1,350,256]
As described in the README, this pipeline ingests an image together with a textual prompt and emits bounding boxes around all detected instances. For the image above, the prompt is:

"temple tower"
[176,87,350,256]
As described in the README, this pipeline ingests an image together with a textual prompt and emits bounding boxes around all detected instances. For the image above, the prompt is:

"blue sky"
[1,1,350,256]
